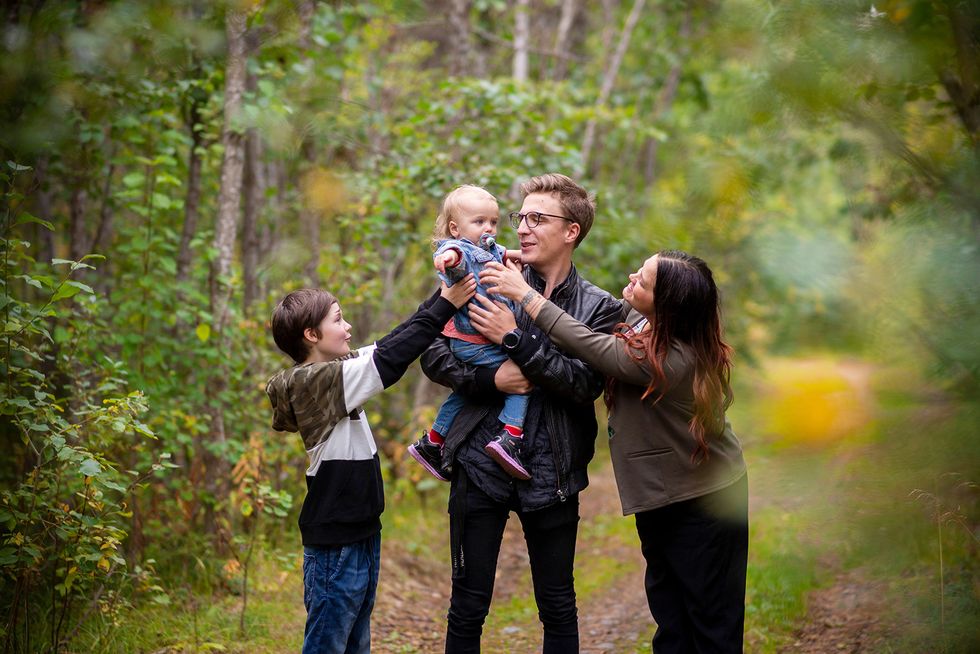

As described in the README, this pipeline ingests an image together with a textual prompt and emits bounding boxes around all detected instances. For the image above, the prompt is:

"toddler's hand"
[434,250,461,274]
[440,274,477,308]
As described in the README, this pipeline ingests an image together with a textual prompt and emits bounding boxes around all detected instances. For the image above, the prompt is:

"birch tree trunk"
[579,0,646,178]
[513,0,530,82]
[550,0,579,81]
[298,0,321,286]
[204,7,248,536]
[242,72,264,314]
[642,2,692,186]
[449,0,474,77]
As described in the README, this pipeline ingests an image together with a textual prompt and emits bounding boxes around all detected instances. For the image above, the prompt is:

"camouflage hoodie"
[266,294,457,547]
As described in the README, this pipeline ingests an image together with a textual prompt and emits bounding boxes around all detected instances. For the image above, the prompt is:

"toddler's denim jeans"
[432,340,530,434]
[302,533,381,654]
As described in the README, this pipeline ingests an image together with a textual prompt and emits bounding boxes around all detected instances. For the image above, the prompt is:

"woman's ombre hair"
[608,250,733,464]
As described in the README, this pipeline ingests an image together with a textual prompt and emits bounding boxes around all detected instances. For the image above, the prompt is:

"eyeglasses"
[508,211,573,229]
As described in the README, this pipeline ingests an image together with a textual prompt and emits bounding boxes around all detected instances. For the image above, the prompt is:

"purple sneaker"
[408,434,449,482]
[484,430,531,480]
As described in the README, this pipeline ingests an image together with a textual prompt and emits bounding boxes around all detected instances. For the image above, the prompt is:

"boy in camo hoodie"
[266,277,474,654]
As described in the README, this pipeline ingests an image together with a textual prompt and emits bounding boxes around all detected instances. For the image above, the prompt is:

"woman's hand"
[480,259,531,302]
[440,274,477,308]
[469,294,517,344]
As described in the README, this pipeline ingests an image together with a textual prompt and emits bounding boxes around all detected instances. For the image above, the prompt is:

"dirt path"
[780,569,893,654]
[370,358,897,653]
[372,460,652,653]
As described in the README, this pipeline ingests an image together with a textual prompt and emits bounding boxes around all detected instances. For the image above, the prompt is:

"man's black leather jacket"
[420,263,623,505]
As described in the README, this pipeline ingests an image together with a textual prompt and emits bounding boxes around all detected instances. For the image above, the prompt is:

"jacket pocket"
[627,447,672,458]
[618,447,673,509]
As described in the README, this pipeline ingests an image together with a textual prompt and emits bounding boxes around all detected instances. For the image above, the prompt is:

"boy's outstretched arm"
[367,276,475,391]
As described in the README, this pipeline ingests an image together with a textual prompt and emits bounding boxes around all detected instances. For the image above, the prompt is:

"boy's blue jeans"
[432,340,529,434]
[302,533,381,654]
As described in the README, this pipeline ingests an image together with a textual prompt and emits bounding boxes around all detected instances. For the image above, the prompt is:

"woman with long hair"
[475,250,748,653]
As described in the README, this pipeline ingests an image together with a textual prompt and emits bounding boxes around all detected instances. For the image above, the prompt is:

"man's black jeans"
[445,470,581,654]
[635,473,749,654]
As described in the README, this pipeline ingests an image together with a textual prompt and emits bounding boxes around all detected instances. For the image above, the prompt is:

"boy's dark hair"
[519,173,595,248]
[271,288,338,363]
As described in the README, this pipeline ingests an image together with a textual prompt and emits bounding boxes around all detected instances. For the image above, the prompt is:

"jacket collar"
[525,262,579,304]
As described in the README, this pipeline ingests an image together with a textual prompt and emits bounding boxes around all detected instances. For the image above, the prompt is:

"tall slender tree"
[205,5,248,534]
[513,0,530,82]
[579,0,646,177]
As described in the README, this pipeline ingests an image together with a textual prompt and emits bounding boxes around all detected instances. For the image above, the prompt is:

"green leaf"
[0,547,18,566]
[65,280,95,295]
[122,172,145,188]
[51,284,82,302]
[79,459,101,477]
[195,323,211,342]
[6,161,31,172]
[15,213,54,231]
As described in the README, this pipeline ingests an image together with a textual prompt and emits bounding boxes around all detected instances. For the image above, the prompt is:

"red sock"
[428,429,444,445]
[503,424,523,438]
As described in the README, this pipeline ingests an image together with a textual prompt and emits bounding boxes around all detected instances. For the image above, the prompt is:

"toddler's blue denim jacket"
[434,234,517,335]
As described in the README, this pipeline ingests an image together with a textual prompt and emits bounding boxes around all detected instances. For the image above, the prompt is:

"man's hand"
[469,294,518,344]
[494,359,532,394]
[481,260,532,303]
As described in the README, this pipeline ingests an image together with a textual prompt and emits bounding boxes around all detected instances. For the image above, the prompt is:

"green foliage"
[1,163,174,652]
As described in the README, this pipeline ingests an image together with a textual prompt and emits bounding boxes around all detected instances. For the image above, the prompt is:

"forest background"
[1,0,977,652]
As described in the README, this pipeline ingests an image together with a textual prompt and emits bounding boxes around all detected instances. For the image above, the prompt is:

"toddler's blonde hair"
[432,185,498,246]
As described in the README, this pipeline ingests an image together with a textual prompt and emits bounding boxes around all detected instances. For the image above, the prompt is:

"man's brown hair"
[519,173,595,247]
[271,288,338,363]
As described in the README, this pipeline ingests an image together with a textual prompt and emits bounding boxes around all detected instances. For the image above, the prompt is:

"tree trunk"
[942,1,980,145]
[205,6,248,537]
[210,8,247,332]
[550,0,579,81]
[261,160,285,265]
[91,160,115,256]
[448,0,474,77]
[579,0,646,178]
[298,0,315,49]
[298,0,321,286]
[642,1,692,187]
[68,186,88,261]
[242,74,264,314]
[34,155,55,266]
[176,93,204,285]
[513,0,530,82]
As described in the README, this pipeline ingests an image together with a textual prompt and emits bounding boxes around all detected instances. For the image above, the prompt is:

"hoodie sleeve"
[266,369,300,432]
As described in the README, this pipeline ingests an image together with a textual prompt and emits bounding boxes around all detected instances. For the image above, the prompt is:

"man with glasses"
[421,173,622,653]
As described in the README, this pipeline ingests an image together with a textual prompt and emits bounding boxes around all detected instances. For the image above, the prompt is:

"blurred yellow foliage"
[301,168,347,215]
[761,358,875,445]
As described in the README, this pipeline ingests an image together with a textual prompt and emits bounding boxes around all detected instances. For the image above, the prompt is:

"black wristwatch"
[501,328,523,351]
